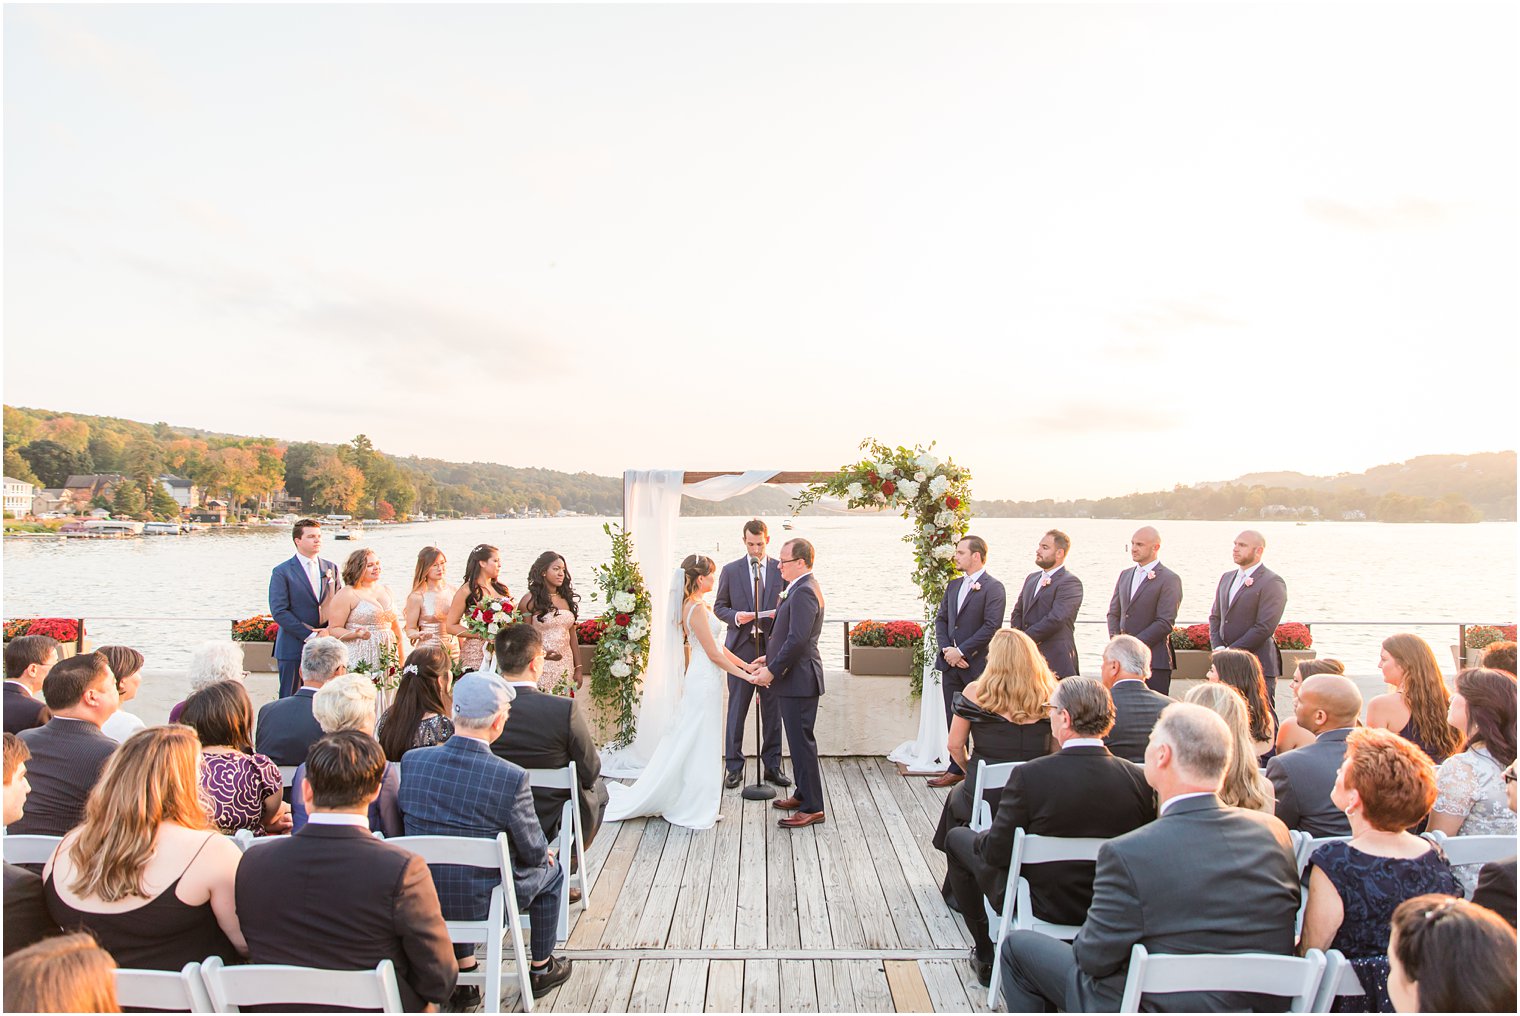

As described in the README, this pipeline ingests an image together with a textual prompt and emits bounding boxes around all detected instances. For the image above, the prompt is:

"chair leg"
[514,922,534,1014]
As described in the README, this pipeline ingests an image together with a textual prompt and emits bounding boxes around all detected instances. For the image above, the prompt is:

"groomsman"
[268,519,342,698]
[713,520,789,790]
[1106,526,1183,694]
[1208,530,1288,702]
[928,536,1007,788]
[1010,530,1084,677]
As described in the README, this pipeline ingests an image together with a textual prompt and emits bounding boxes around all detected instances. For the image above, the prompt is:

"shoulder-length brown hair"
[411,546,446,592]
[1382,633,1464,761]
[66,726,214,903]
[181,680,254,753]
[1455,667,1517,767]
[1210,649,1275,743]
[2,932,119,1012]
[974,629,1057,724]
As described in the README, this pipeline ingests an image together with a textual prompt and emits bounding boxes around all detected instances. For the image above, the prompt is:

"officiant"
[714,520,790,790]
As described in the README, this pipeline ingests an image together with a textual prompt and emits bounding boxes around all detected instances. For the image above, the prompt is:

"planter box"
[574,644,597,672]
[848,645,914,677]
[1173,649,1212,681]
[1279,648,1316,677]
[237,641,278,673]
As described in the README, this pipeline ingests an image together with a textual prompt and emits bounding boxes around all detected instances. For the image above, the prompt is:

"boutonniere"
[1244,577,1254,588]
[1039,576,1051,589]
[778,589,790,602]
[1146,571,1156,581]
[970,582,981,592]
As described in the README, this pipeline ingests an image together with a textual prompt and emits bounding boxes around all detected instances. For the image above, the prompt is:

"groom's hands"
[752,666,774,687]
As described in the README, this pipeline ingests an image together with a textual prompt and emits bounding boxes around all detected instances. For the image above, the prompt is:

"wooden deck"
[488,757,988,1013]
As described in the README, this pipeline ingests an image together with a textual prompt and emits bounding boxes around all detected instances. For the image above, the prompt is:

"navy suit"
[255,686,323,766]
[3,682,48,736]
[1107,562,1183,694]
[268,553,340,698]
[1208,564,1287,699]
[934,572,1007,775]
[767,573,826,814]
[1010,567,1084,677]
[713,554,784,774]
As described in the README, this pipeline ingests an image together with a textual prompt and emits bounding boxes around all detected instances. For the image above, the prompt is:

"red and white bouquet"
[465,595,514,642]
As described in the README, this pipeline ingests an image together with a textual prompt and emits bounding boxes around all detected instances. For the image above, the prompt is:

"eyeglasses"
[779,557,801,565]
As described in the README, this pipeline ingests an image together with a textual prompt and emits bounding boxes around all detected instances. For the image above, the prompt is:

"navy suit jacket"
[934,573,1007,680]
[713,555,782,654]
[1010,567,1084,676]
[767,574,825,699]
[1106,562,1183,671]
[3,682,48,735]
[255,686,323,766]
[268,554,341,662]
[1207,565,1287,679]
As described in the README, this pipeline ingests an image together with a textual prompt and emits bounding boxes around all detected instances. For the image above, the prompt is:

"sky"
[4,2,1516,501]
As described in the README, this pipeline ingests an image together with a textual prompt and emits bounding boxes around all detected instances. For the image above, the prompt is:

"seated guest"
[1367,633,1464,764]
[1301,727,1458,1011]
[1275,657,1346,755]
[1471,761,1516,927]
[167,640,246,725]
[180,682,289,836]
[4,635,59,735]
[42,726,246,969]
[1099,635,1172,764]
[4,733,60,954]
[376,645,455,762]
[12,653,118,835]
[399,673,573,1002]
[289,674,402,837]
[1480,640,1516,677]
[998,702,1300,1012]
[944,677,1153,986]
[1207,647,1277,764]
[1265,673,1363,836]
[489,624,609,851]
[236,732,458,1012]
[1184,683,1274,812]
[1387,894,1517,1013]
[1429,668,1518,896]
[255,635,347,766]
[2,932,119,1013]
[97,646,147,743]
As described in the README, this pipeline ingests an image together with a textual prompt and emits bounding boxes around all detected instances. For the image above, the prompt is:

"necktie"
[957,576,972,612]
[308,558,322,599]
[1131,566,1147,598]
[1229,570,1246,605]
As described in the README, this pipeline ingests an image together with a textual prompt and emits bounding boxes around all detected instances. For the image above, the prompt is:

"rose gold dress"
[531,608,578,695]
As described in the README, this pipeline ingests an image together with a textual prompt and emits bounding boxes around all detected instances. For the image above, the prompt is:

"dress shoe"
[568,886,583,905]
[942,888,961,914]
[448,983,482,1011]
[772,795,802,811]
[763,767,793,788]
[530,955,574,997]
[927,772,965,788]
[969,947,993,988]
[778,811,826,829]
[724,770,743,789]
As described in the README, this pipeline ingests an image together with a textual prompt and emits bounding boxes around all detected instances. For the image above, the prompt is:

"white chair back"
[1118,944,1327,1013]
[232,831,291,852]
[1310,950,1363,1012]
[969,760,1020,832]
[2,833,61,866]
[1295,834,1351,873]
[1427,831,1517,867]
[201,955,404,1012]
[278,765,298,788]
[114,962,214,1012]
[526,761,590,932]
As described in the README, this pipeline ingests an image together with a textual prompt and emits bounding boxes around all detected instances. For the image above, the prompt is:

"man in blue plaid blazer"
[398,673,573,1000]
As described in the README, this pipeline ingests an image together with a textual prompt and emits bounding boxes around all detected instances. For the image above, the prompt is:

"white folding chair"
[1310,950,1363,1012]
[1293,834,1352,935]
[1427,831,1517,867]
[526,762,590,938]
[387,832,534,1013]
[984,830,1109,1007]
[1118,943,1328,1013]
[200,955,403,1012]
[278,765,298,788]
[2,833,61,866]
[114,961,214,1012]
[968,760,1020,832]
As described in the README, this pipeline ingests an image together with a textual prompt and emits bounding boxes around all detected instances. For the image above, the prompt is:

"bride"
[604,554,760,830]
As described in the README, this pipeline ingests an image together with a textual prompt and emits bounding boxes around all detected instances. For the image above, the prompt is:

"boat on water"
[334,525,364,541]
[80,519,145,536]
[143,521,184,535]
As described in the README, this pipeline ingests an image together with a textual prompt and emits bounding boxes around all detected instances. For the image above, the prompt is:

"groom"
[268,518,342,698]
[753,537,826,829]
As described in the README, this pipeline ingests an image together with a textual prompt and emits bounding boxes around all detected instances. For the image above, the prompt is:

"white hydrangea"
[627,620,647,641]
[932,543,956,560]
[897,479,920,499]
[916,452,940,471]
[929,474,950,496]
[610,660,632,678]
[921,522,936,535]
[846,481,864,499]
[914,471,927,482]
[611,591,635,612]
[935,510,955,527]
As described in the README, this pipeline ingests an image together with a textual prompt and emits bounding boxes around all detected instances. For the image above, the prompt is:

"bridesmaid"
[326,548,405,673]
[446,544,513,673]
[517,551,582,695]
[403,547,457,661]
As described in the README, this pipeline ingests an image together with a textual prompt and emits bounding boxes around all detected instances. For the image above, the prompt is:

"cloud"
[20,7,188,115]
[1303,196,1452,231]
[1026,403,1183,435]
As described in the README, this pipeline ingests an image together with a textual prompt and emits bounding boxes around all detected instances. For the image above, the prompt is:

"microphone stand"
[742,595,777,802]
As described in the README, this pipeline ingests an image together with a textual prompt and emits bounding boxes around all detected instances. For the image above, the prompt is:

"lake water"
[3,516,1514,673]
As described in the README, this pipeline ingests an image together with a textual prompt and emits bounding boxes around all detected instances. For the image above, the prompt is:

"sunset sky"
[5,3,1516,500]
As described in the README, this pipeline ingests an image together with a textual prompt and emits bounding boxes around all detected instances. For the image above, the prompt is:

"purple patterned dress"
[200,751,282,834]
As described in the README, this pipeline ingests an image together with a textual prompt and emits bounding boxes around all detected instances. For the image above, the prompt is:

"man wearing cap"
[397,672,573,1002]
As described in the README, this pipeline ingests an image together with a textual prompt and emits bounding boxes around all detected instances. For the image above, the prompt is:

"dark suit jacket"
[972,745,1154,923]
[11,718,117,835]
[1265,726,1353,837]
[490,684,610,845]
[713,555,783,657]
[934,573,1008,681]
[767,574,825,699]
[1107,563,1183,672]
[254,686,323,766]
[1208,565,1287,679]
[3,682,48,735]
[1010,567,1084,676]
[4,861,60,955]
[1103,680,1173,764]
[1068,794,1300,1012]
[1473,857,1517,928]
[234,822,457,1011]
[268,554,340,662]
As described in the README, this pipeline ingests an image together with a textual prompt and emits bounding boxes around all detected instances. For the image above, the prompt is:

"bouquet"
[464,595,514,643]
[351,642,402,692]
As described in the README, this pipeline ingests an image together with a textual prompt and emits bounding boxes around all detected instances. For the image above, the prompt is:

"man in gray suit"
[12,653,119,835]
[1266,674,1361,837]
[1208,530,1288,703]
[998,702,1300,1012]
[1099,636,1173,765]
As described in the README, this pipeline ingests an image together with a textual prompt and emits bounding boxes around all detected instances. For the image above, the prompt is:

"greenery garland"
[794,438,972,696]
[586,523,652,748]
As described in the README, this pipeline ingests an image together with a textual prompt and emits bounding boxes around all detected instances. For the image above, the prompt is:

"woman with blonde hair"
[1185,682,1275,812]
[290,674,402,836]
[41,726,247,970]
[403,546,457,659]
[2,932,119,1013]
[1368,633,1464,764]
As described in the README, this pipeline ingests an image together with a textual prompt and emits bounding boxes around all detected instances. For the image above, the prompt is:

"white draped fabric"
[600,469,781,777]
[887,664,951,773]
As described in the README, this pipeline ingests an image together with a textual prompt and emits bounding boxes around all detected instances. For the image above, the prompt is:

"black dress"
[932,693,1054,852]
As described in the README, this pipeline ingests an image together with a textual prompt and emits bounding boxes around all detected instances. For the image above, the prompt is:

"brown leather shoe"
[927,772,965,788]
[772,796,802,810]
[778,811,825,828]
[568,887,583,905]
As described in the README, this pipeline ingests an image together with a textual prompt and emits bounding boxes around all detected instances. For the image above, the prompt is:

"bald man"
[1207,530,1288,704]
[1264,674,1362,837]
[1106,526,1184,694]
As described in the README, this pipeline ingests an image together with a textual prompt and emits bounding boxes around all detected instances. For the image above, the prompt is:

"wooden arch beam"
[680,471,832,484]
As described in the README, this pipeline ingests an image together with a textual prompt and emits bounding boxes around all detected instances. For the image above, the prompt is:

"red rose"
[867,472,880,486]
[945,495,960,509]
[881,480,896,496]
[615,613,632,627]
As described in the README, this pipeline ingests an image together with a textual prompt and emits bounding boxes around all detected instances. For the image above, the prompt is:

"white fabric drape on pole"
[600,469,780,777]
[887,665,951,773]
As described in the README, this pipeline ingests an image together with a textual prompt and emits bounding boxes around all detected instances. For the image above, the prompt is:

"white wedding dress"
[603,602,724,830]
